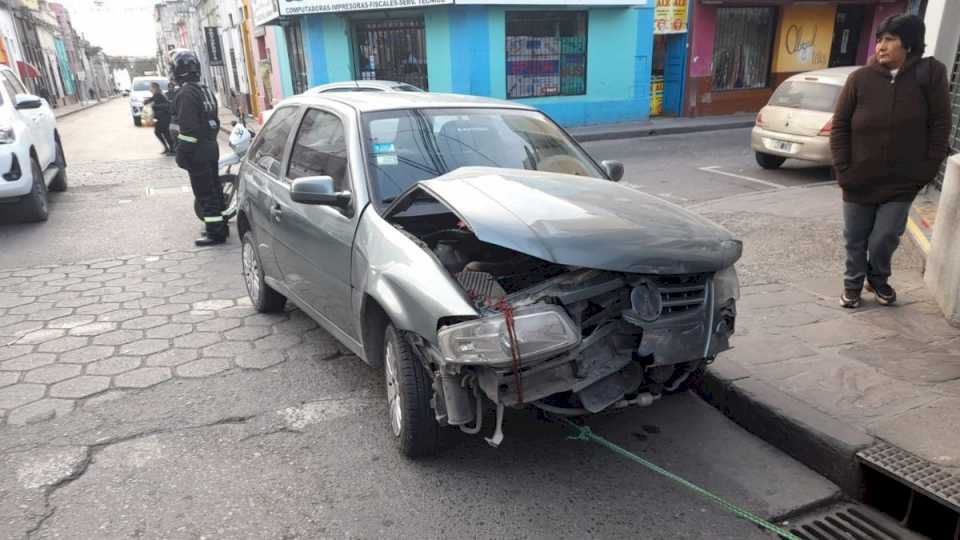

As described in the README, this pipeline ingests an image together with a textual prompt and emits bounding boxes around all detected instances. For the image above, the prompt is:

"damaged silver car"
[236,93,741,457]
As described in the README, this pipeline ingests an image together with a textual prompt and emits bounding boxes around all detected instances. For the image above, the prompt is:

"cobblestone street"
[0,246,340,427]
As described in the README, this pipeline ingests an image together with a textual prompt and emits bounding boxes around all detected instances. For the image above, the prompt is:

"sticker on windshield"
[376,154,399,166]
[372,142,396,154]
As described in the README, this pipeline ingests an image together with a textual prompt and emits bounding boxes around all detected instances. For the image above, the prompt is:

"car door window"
[0,78,17,105]
[249,106,299,178]
[287,109,349,191]
[2,72,26,95]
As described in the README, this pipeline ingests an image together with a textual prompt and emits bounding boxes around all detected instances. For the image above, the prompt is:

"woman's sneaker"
[865,282,897,305]
[840,288,862,308]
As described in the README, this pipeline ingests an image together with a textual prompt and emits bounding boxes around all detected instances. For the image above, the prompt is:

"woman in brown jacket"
[831,14,952,309]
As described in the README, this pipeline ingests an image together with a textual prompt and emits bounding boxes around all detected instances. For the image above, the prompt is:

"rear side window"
[768,81,841,112]
[249,106,299,177]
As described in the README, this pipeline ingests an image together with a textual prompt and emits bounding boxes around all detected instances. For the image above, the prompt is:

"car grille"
[653,274,708,317]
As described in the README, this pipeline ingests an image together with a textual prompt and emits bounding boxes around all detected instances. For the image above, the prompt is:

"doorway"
[829,5,865,67]
[652,33,687,116]
[353,18,428,90]
[285,20,309,94]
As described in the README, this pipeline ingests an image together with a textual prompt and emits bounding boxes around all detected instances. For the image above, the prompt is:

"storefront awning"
[17,61,40,79]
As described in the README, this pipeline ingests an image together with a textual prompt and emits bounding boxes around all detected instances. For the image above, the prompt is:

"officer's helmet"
[171,50,201,83]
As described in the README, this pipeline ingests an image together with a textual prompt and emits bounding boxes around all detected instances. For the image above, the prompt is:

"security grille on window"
[506,11,587,99]
[712,7,776,91]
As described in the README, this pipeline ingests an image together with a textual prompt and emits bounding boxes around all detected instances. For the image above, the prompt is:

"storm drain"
[781,503,925,540]
[857,442,960,539]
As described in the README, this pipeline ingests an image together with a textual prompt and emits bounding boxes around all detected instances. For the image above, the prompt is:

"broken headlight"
[714,265,740,302]
[438,305,580,366]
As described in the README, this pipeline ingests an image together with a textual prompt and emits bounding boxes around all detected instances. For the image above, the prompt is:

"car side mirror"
[290,176,352,209]
[15,94,43,110]
[601,160,624,182]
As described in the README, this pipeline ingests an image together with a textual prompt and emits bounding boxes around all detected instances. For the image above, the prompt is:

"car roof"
[309,80,413,92]
[784,66,859,85]
[281,91,537,113]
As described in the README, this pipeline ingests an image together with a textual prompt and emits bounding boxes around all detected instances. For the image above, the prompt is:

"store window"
[505,11,587,99]
[711,7,776,91]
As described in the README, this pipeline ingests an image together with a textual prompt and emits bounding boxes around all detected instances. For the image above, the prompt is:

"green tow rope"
[557,417,803,540]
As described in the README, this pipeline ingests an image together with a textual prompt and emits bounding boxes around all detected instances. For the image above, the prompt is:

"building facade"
[684,0,912,117]
[275,0,656,127]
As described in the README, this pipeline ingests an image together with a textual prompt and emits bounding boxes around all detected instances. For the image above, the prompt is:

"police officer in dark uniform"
[170,50,226,246]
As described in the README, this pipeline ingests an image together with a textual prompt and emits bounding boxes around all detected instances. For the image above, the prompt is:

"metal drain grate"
[858,442,960,513]
[782,503,925,540]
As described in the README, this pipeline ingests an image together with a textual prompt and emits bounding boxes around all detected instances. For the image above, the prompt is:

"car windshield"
[133,80,165,92]
[768,81,841,112]
[362,108,603,205]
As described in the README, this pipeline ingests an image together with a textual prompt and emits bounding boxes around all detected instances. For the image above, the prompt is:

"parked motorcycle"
[193,121,253,222]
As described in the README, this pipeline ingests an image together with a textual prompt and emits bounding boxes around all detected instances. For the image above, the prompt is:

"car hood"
[391,167,742,274]
[130,91,151,101]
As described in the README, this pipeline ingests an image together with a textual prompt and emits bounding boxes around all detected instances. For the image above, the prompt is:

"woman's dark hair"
[149,82,161,91]
[876,14,926,57]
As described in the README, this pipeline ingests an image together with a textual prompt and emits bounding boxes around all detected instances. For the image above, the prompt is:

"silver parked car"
[751,66,857,169]
[236,92,742,456]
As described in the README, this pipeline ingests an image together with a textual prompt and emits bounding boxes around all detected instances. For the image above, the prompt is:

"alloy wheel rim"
[384,339,402,437]
[242,242,261,302]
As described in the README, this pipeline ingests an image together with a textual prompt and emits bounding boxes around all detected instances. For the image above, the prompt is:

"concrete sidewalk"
[568,113,756,142]
[217,106,754,142]
[692,183,960,510]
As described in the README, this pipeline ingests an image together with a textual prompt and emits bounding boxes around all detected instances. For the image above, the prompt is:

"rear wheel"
[384,324,439,458]
[241,231,286,313]
[755,152,786,170]
[48,138,67,192]
[18,157,49,222]
[133,115,141,127]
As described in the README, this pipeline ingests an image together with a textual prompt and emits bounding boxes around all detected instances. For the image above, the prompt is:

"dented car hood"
[389,167,742,274]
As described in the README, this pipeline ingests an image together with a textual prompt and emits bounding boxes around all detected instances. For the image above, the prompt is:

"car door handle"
[270,204,282,223]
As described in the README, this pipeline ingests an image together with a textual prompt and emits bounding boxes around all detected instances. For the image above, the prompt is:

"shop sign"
[654,0,687,34]
[279,0,452,15]
[650,75,664,115]
[772,5,836,73]
[253,0,281,26]
[204,27,225,67]
[460,0,646,4]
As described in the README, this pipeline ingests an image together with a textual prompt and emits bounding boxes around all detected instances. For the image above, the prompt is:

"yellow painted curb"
[906,215,931,255]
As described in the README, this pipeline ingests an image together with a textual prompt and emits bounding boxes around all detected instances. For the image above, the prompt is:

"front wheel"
[241,231,286,313]
[18,158,49,222]
[133,115,141,127]
[49,138,67,192]
[384,324,439,458]
[755,152,786,170]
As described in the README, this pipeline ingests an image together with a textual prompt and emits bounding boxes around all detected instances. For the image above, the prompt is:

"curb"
[905,207,932,257]
[54,97,116,120]
[694,361,875,498]
[571,120,755,143]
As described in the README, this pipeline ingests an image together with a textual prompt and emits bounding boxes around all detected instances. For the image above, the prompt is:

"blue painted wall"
[299,5,654,126]
[273,26,294,98]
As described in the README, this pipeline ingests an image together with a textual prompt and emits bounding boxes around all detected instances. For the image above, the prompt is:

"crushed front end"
[428,259,738,445]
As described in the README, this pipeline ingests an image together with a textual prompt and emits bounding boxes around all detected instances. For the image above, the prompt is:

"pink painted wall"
[858,0,909,64]
[689,3,716,78]
[266,28,283,107]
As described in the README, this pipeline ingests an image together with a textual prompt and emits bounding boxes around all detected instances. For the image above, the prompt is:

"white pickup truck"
[0,64,66,222]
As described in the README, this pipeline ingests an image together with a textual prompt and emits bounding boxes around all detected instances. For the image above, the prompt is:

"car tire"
[48,138,67,192]
[755,152,786,170]
[241,231,286,313]
[384,324,439,458]
[18,157,49,222]
[133,115,141,127]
